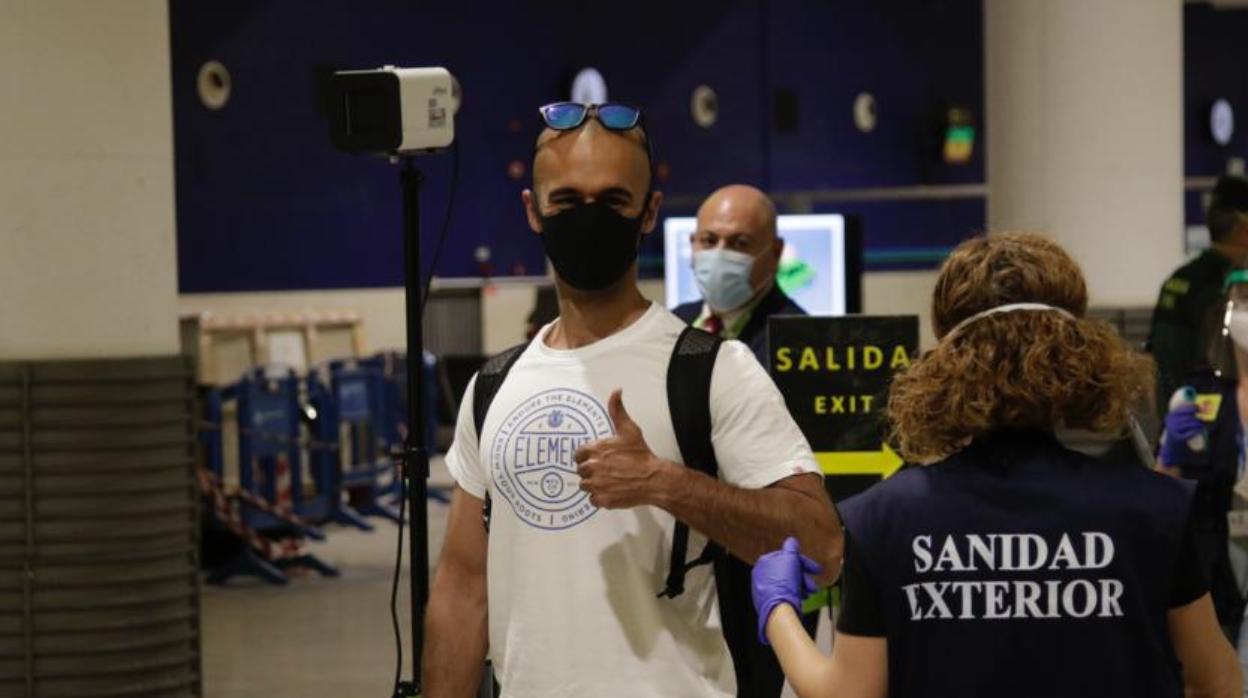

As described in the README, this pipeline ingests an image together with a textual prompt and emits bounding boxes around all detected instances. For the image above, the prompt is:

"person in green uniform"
[1149,175,1248,413]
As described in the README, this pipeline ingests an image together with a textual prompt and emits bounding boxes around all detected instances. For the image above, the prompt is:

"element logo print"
[490,389,611,530]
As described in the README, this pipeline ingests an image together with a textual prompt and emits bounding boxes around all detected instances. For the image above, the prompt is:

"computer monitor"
[663,214,861,315]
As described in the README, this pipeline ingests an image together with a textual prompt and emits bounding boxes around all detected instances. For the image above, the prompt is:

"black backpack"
[470,326,776,697]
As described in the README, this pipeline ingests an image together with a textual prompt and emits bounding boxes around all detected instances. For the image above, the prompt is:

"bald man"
[423,107,840,698]
[672,185,806,364]
[672,186,816,697]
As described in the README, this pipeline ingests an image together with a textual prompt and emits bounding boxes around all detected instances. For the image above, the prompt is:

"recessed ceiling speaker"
[854,92,877,133]
[571,67,608,104]
[1210,98,1235,147]
[197,60,232,110]
[691,85,719,129]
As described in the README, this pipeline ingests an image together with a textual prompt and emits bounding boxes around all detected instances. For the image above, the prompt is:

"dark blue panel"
[1183,4,1248,185]
[1182,4,1248,230]
[170,1,1248,289]
[173,0,573,290]
[633,0,986,274]
[173,1,988,289]
[765,0,984,191]
[541,2,768,196]
[172,0,767,291]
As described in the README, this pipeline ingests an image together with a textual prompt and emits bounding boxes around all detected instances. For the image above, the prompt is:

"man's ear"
[640,190,664,235]
[772,235,785,262]
[522,189,542,234]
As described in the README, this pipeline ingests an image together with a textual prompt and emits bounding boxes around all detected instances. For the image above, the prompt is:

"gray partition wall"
[0,357,200,697]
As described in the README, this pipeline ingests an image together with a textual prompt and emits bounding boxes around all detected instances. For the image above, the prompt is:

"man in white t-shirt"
[422,103,842,698]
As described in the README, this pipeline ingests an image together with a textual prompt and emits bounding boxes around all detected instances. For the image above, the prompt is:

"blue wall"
[1184,4,1248,227]
[171,0,988,292]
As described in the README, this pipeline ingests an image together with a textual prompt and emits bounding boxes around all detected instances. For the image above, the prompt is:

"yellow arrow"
[816,445,903,478]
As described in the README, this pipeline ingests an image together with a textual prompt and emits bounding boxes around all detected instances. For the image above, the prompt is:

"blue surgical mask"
[693,248,756,312]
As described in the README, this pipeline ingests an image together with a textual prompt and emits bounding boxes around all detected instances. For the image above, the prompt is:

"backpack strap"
[658,326,724,599]
[473,341,530,531]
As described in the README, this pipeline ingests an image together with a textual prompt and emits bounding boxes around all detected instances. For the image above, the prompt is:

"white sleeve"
[709,340,819,489]
[444,373,488,499]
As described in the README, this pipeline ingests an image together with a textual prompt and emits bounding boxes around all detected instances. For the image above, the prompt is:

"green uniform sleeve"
[1148,278,1198,414]
[1148,269,1225,415]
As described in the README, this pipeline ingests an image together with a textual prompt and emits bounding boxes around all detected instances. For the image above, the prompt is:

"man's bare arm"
[656,469,841,582]
[576,390,843,582]
[422,486,489,698]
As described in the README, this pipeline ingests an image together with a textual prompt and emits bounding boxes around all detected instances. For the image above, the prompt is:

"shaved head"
[690,184,784,307]
[531,122,651,208]
[696,185,778,242]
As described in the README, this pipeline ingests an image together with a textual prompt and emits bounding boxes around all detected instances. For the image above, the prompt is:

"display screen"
[943,124,976,164]
[663,214,856,316]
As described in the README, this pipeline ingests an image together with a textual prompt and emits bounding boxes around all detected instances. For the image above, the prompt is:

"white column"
[985,0,1183,307]
[0,0,179,359]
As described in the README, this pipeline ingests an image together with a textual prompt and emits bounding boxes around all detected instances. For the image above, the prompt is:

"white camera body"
[329,66,456,154]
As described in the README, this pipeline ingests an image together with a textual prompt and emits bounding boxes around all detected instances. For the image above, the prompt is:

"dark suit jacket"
[672,284,807,365]
[672,284,811,698]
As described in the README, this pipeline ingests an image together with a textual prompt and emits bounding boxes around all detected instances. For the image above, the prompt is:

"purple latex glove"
[752,537,823,645]
[1159,403,1204,465]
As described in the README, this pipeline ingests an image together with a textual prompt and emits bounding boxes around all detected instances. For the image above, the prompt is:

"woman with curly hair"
[751,233,1239,698]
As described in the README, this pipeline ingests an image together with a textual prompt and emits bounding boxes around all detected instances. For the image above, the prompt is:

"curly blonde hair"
[887,232,1146,463]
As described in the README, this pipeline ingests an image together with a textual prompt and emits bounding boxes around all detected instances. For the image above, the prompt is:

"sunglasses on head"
[539,102,643,132]
[535,102,657,184]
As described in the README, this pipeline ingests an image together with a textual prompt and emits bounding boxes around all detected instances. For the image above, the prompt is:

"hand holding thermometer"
[1160,387,1208,465]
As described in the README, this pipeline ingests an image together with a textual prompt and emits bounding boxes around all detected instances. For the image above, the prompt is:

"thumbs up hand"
[575,389,675,509]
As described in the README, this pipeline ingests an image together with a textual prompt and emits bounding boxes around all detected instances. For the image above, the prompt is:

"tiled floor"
[200,502,447,698]
[200,458,825,696]
[201,454,452,698]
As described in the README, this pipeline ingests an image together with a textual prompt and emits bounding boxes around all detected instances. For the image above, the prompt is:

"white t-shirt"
[445,303,818,698]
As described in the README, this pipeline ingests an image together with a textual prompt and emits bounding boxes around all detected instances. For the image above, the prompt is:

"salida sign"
[768,315,919,500]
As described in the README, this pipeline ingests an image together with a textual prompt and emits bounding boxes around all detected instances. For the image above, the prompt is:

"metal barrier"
[199,367,338,585]
[303,374,373,531]
[325,360,401,523]
[362,351,449,502]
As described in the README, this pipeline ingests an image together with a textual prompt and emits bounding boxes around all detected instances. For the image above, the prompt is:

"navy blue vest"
[839,430,1195,698]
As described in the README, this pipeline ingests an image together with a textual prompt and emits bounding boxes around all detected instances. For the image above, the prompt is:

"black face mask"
[538,199,647,291]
